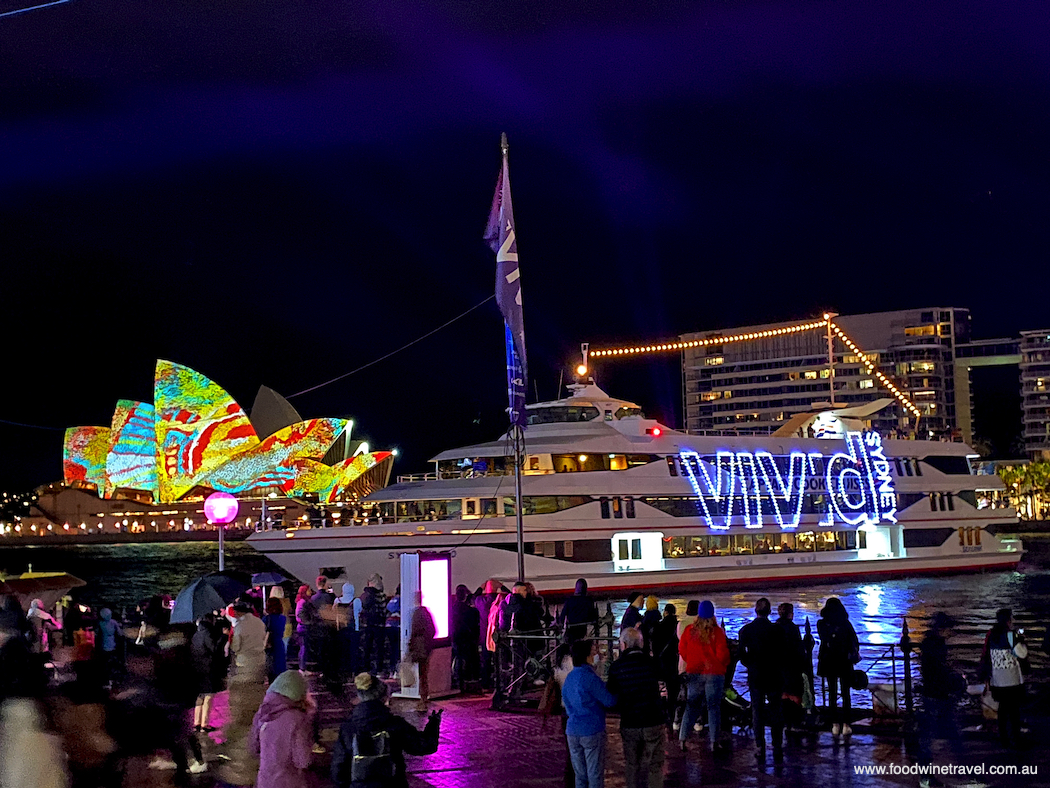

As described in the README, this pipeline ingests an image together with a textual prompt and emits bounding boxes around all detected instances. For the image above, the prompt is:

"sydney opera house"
[4,361,393,538]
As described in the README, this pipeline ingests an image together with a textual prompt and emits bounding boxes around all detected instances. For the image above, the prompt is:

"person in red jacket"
[677,600,730,752]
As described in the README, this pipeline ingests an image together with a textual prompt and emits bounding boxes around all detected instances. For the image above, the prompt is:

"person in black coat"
[775,603,807,729]
[914,612,965,773]
[451,585,481,686]
[556,578,599,643]
[191,614,223,732]
[620,592,644,634]
[651,604,680,726]
[503,583,543,632]
[816,597,860,739]
[607,627,666,788]
[738,598,790,762]
[332,673,441,788]
[641,596,662,655]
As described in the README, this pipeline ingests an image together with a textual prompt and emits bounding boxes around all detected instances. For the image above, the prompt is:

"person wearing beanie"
[249,670,314,788]
[620,592,645,634]
[677,600,730,752]
[556,578,600,644]
[331,673,441,788]
[916,611,966,778]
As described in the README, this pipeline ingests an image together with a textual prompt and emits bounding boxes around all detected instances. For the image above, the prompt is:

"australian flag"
[484,135,528,430]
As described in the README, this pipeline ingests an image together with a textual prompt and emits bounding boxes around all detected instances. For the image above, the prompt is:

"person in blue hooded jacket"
[562,639,616,788]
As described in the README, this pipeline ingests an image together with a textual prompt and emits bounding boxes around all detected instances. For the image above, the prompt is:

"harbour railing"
[491,604,928,727]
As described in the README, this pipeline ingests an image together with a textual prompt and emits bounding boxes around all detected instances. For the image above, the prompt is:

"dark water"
[0,541,283,614]
[606,539,1050,691]
[2,538,1048,689]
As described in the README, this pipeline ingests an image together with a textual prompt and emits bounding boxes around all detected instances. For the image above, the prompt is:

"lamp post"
[204,492,239,571]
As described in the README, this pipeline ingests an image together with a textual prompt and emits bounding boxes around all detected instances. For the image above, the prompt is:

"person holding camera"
[980,608,1029,750]
[331,672,441,788]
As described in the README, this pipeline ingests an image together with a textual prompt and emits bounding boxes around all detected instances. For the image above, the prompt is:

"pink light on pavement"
[204,491,239,524]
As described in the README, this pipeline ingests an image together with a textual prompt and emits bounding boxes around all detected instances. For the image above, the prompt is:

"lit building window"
[859,379,874,389]
[705,356,724,366]
[804,371,818,380]
[905,325,936,337]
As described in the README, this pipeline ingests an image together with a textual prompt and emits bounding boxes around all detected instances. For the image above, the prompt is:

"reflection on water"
[605,539,1050,690]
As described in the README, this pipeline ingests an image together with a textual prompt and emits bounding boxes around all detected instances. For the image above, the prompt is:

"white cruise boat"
[247,384,1022,596]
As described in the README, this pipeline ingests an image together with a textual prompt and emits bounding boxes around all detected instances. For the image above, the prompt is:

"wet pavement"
[123,678,1049,788]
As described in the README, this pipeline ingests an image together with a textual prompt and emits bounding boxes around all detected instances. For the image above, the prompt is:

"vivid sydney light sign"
[678,430,897,530]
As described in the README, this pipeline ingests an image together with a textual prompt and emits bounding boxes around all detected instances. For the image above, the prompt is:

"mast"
[824,312,838,407]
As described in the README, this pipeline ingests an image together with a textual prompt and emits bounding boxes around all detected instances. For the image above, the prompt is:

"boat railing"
[396,472,440,483]
[683,427,778,437]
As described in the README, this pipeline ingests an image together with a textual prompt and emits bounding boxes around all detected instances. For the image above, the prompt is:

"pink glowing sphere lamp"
[204,492,240,524]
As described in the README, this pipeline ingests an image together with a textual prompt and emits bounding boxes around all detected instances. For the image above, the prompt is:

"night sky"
[1,1,1048,490]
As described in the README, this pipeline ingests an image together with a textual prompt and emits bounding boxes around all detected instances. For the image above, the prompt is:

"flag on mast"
[484,133,528,430]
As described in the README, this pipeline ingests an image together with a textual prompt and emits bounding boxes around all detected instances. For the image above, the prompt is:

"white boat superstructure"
[247,384,1022,595]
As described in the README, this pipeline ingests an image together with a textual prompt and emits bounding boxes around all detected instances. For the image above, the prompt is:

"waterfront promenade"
[123,677,1048,788]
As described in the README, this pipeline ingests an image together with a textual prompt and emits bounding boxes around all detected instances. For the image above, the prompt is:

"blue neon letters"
[679,431,896,530]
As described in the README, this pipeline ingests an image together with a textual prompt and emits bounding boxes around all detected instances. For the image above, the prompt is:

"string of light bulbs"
[587,319,830,357]
[828,322,923,418]
[586,316,922,418]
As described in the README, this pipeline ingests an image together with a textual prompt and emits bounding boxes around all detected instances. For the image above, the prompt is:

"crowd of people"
[542,586,1042,788]
[0,574,1043,788]
[0,575,442,788]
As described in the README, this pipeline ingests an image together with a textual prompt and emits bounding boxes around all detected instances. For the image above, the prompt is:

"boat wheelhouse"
[247,384,1022,596]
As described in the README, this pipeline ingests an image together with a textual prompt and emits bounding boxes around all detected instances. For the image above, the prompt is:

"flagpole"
[486,132,528,584]
[501,133,526,584]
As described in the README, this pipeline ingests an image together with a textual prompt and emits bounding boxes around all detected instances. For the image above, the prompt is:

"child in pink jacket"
[249,670,314,788]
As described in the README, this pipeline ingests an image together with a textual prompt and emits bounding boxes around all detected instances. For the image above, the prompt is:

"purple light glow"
[204,491,239,524]
[420,557,449,640]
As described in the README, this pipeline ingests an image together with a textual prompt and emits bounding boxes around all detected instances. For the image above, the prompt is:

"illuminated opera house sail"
[61,360,393,506]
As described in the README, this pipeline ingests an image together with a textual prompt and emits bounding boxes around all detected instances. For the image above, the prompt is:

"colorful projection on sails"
[62,361,387,504]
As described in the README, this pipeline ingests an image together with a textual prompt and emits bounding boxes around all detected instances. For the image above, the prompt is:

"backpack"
[350,729,395,783]
[360,588,387,628]
[298,598,319,627]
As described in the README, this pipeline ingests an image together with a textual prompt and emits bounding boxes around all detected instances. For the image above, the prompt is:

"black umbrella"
[251,572,287,587]
[169,578,228,624]
[202,571,250,602]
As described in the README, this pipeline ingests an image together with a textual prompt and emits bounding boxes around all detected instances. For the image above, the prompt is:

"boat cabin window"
[614,406,645,419]
[617,538,642,561]
[438,457,513,479]
[527,406,600,425]
[662,530,861,559]
[504,496,592,516]
[920,455,973,475]
[554,454,657,472]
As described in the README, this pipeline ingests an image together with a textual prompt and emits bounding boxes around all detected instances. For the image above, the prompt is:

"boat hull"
[247,528,1022,598]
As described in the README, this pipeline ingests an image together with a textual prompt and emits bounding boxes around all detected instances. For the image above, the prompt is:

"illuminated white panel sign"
[678,431,897,530]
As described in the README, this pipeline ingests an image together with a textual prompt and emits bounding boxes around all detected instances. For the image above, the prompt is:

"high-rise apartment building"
[1020,330,1050,458]
[681,308,972,438]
